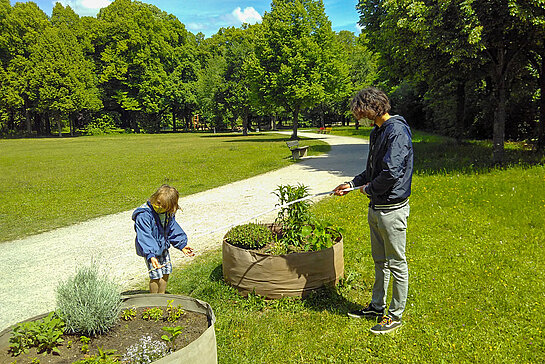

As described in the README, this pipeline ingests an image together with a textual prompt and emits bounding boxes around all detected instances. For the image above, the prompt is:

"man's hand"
[360,183,370,196]
[182,246,195,257]
[333,183,351,196]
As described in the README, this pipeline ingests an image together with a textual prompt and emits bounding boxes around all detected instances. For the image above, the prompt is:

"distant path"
[0,131,368,331]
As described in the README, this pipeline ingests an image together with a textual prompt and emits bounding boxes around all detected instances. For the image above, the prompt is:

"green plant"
[225,223,274,249]
[165,300,185,323]
[80,335,90,354]
[8,312,65,356]
[161,326,184,351]
[299,219,343,251]
[123,336,168,364]
[274,184,312,235]
[121,307,137,321]
[141,307,164,322]
[56,262,122,336]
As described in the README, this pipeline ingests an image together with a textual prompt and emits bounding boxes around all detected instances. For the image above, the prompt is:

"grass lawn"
[161,128,545,363]
[0,132,329,242]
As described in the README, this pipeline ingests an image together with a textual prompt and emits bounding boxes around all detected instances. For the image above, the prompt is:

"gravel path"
[0,131,368,331]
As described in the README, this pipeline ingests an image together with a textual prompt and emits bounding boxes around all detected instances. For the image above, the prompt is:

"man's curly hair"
[350,87,391,120]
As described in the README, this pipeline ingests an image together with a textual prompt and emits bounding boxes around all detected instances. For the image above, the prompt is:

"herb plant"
[141,307,164,321]
[166,300,185,322]
[225,223,274,249]
[122,335,169,364]
[8,312,65,356]
[56,262,121,336]
[121,307,137,321]
[161,326,184,351]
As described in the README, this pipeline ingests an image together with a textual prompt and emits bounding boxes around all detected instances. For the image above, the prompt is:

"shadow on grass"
[208,263,358,316]
[413,140,544,175]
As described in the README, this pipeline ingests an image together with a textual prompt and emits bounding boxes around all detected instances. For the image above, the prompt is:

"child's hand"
[182,246,195,257]
[150,257,164,269]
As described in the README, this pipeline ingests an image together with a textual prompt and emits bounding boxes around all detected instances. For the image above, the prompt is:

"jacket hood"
[132,202,152,221]
[384,115,409,127]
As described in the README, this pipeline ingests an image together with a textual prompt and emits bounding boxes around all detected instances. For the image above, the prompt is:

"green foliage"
[121,307,137,321]
[9,313,65,356]
[72,346,119,364]
[122,336,168,364]
[141,307,164,322]
[83,114,121,136]
[165,300,185,323]
[250,0,349,137]
[161,325,183,351]
[274,184,311,231]
[56,263,121,336]
[299,219,343,251]
[79,335,90,354]
[225,223,274,249]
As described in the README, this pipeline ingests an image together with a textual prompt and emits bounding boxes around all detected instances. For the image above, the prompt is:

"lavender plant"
[56,262,121,336]
[122,336,169,364]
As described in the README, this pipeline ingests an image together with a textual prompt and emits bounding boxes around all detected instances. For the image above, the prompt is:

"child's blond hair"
[149,185,180,214]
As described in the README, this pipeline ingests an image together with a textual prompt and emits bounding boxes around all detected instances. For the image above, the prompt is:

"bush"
[225,223,274,249]
[83,114,120,136]
[56,263,121,336]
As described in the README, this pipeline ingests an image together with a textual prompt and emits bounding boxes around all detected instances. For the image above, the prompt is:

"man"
[334,87,413,334]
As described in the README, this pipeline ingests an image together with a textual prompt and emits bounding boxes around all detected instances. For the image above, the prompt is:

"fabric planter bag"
[0,294,217,364]
[222,235,344,298]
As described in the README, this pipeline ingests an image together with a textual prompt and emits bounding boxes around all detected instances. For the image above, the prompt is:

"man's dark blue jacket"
[350,115,413,209]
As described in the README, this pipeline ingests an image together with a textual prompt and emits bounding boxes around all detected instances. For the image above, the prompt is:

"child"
[132,184,194,293]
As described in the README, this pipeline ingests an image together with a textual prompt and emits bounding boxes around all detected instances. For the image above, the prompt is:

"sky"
[11,0,361,38]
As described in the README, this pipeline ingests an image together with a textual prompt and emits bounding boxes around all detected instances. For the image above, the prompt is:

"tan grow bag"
[0,294,217,364]
[222,235,344,298]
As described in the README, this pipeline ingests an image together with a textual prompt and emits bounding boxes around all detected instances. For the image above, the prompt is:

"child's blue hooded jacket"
[132,201,188,261]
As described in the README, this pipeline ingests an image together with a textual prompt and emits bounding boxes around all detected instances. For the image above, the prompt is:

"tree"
[511,0,545,150]
[251,0,347,139]
[1,1,48,134]
[357,0,538,163]
[95,0,191,132]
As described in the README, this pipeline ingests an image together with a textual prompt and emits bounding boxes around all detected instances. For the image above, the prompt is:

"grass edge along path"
[162,131,544,363]
[0,132,329,243]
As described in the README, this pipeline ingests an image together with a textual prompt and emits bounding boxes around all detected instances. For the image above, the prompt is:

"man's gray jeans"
[368,203,410,320]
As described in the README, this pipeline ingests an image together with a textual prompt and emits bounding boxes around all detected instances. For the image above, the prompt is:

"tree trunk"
[172,110,177,132]
[57,116,62,137]
[24,101,31,134]
[455,81,466,142]
[242,107,249,136]
[493,74,506,164]
[320,104,325,128]
[7,110,14,131]
[538,54,545,151]
[291,104,300,140]
[44,113,51,135]
[34,113,42,136]
[70,115,75,137]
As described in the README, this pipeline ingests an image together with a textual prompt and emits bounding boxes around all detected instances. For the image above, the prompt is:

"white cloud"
[57,0,112,17]
[231,7,262,24]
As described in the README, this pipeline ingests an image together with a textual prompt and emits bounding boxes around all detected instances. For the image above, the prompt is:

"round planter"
[0,294,217,364]
[222,233,344,298]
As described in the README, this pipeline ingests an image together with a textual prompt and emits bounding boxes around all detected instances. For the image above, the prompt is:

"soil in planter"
[0,307,208,364]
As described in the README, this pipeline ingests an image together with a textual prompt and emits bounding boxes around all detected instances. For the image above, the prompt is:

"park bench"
[285,140,309,160]
[317,127,332,134]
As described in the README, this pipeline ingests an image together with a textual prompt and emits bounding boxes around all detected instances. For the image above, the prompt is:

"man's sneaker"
[369,315,402,334]
[347,304,384,319]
